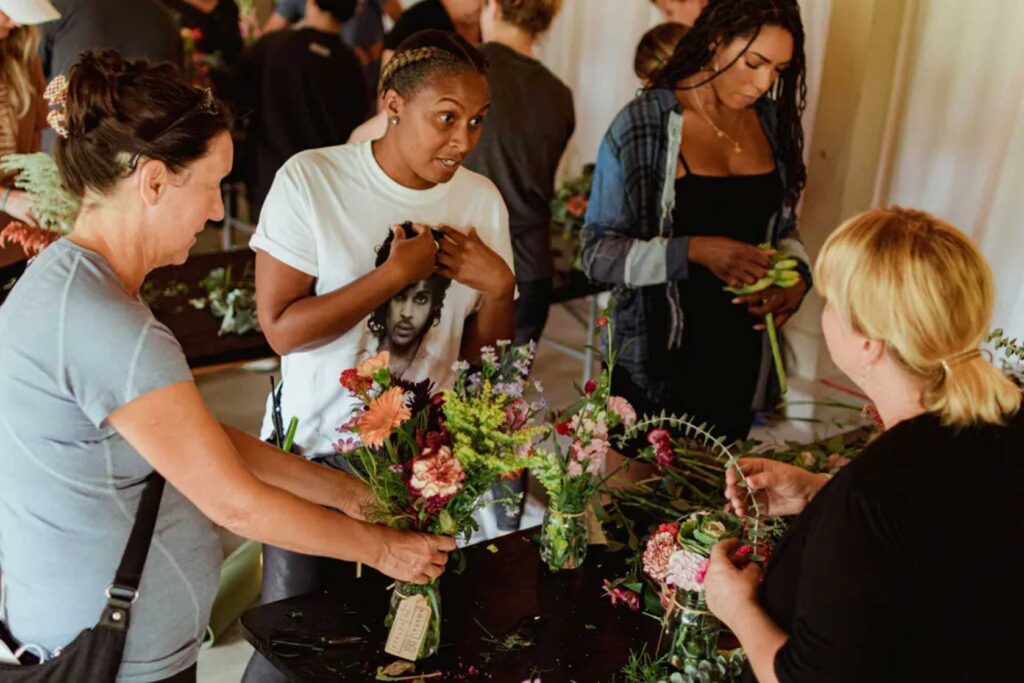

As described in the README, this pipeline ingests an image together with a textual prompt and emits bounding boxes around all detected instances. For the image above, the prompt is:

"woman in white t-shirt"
[243,29,516,683]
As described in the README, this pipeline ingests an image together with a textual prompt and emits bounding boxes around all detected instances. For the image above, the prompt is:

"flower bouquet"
[642,512,745,670]
[337,344,541,660]
[550,163,594,270]
[0,153,80,257]
[531,313,637,570]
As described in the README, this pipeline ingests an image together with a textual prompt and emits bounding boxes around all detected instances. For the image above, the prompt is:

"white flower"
[665,549,709,593]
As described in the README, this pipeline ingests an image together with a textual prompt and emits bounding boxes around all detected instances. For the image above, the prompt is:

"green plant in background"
[988,328,1024,384]
[0,153,81,256]
[724,244,801,396]
[615,645,747,683]
[189,264,261,336]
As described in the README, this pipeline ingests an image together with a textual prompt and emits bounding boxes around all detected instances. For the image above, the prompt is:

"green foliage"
[614,646,747,683]
[0,153,80,234]
[189,264,260,336]
[989,328,1024,384]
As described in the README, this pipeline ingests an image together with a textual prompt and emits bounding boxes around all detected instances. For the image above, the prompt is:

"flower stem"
[766,312,787,396]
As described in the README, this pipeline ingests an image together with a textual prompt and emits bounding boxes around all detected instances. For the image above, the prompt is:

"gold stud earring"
[389,116,400,125]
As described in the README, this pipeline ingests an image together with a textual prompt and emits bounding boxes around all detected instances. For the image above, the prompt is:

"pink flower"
[596,316,608,328]
[566,195,588,218]
[505,398,530,430]
[567,460,583,477]
[665,549,710,592]
[409,446,466,500]
[332,437,361,454]
[646,428,671,446]
[642,530,678,583]
[356,351,390,378]
[607,396,637,427]
[602,579,640,611]
[655,445,674,469]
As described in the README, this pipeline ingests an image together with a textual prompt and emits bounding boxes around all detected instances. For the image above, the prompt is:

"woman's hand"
[689,236,773,289]
[385,223,437,285]
[371,526,457,584]
[336,477,374,522]
[732,278,809,328]
[436,225,515,299]
[2,189,38,226]
[725,457,829,517]
[704,539,762,629]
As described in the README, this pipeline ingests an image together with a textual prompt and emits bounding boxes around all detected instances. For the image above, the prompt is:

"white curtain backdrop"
[534,0,835,179]
[881,0,1024,338]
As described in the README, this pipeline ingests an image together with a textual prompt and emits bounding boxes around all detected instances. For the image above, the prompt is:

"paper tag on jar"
[587,505,608,546]
[384,593,432,661]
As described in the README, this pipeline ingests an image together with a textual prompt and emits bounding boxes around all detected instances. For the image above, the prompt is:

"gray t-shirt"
[0,240,221,681]
[463,42,575,282]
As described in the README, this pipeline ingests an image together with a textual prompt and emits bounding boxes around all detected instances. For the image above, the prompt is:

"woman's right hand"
[689,236,773,289]
[724,457,829,517]
[385,223,437,285]
[371,526,457,584]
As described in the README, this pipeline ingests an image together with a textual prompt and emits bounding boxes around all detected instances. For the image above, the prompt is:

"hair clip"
[43,75,70,139]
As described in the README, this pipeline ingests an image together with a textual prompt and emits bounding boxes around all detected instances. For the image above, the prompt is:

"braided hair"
[652,0,807,209]
[379,30,488,98]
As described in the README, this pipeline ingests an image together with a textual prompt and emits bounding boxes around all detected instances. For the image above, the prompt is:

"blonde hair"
[0,25,40,119]
[816,206,1021,427]
[635,22,688,84]
[494,0,563,37]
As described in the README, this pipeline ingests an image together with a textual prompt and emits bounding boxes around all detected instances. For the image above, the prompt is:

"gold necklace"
[691,90,743,154]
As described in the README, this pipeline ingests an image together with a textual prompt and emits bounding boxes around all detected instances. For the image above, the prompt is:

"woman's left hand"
[435,224,515,300]
[3,189,38,226]
[732,277,808,329]
[703,539,762,629]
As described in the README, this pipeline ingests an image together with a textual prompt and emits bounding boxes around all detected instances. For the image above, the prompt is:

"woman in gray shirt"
[0,50,453,682]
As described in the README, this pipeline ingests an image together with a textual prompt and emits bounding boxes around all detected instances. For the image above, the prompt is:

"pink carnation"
[642,530,678,583]
[602,579,640,611]
[409,446,465,500]
[607,396,637,427]
[567,459,583,477]
[665,549,710,592]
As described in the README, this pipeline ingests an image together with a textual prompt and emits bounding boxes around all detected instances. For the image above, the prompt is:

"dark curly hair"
[651,0,807,209]
[367,224,452,339]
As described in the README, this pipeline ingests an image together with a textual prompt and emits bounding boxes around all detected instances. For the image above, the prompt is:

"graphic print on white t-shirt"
[366,225,453,378]
[250,140,513,455]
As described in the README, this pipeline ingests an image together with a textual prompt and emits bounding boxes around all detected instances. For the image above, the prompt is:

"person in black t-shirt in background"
[161,0,243,95]
[463,0,573,532]
[234,0,367,218]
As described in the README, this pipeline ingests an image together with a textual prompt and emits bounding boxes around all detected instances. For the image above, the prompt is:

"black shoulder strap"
[106,473,166,605]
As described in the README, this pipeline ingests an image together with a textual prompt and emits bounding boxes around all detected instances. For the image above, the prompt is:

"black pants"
[514,278,553,345]
[241,456,353,683]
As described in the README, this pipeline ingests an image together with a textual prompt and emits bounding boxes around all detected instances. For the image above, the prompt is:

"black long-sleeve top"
[745,408,1024,682]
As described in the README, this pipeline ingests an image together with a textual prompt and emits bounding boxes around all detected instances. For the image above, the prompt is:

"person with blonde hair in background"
[706,206,1023,683]
[634,21,688,86]
[0,0,56,266]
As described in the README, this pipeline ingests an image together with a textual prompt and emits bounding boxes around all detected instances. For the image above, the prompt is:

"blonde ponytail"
[816,207,1022,427]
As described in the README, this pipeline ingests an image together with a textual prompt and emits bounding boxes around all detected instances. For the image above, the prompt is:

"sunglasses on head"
[129,87,217,171]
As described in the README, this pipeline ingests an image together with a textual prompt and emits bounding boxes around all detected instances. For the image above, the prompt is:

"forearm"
[460,291,514,362]
[222,424,368,517]
[727,600,788,683]
[261,263,406,354]
[229,479,381,564]
[581,228,690,286]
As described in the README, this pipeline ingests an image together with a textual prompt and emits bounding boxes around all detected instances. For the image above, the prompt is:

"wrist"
[482,274,516,301]
[687,236,705,266]
[721,593,761,632]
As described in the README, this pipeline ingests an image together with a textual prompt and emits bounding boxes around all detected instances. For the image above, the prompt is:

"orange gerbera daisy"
[358,387,411,447]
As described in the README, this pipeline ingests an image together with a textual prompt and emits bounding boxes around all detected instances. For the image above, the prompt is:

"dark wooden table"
[0,250,273,371]
[240,531,661,682]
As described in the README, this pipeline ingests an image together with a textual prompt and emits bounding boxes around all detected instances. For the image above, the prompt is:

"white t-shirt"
[251,140,514,455]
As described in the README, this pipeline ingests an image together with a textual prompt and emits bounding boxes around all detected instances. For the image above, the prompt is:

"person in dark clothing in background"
[464,0,573,532]
[235,0,367,218]
[161,0,243,95]
[382,0,480,63]
[40,0,181,79]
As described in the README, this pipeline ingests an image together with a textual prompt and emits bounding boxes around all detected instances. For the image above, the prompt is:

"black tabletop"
[241,531,661,682]
[0,249,273,370]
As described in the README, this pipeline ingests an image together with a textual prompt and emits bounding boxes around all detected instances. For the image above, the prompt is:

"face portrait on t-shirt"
[368,227,452,377]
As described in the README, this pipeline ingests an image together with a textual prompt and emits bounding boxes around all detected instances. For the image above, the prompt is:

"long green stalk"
[766,312,787,396]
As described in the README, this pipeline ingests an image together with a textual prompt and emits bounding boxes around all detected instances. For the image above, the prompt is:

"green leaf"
[438,509,455,534]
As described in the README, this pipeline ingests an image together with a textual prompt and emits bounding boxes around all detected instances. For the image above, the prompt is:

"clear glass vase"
[666,591,722,669]
[384,579,442,660]
[539,506,589,571]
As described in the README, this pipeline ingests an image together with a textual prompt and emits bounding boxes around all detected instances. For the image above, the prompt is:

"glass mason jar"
[666,590,721,669]
[384,579,442,660]
[539,506,589,571]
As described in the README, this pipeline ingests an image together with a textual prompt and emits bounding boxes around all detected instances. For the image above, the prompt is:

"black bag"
[0,474,165,681]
